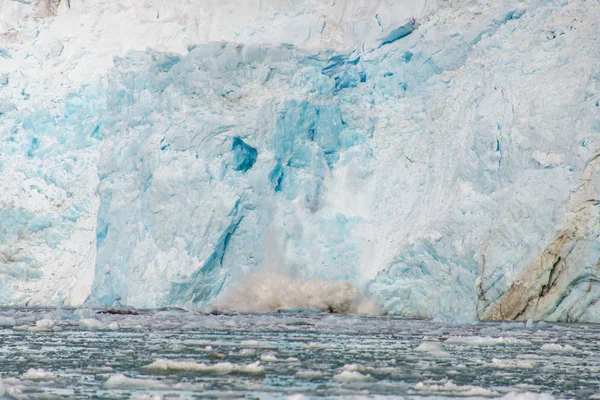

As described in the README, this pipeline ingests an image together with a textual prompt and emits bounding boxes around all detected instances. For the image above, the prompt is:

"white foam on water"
[143,360,264,375]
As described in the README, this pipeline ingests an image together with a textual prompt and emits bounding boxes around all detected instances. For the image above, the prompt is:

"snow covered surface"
[0,0,599,322]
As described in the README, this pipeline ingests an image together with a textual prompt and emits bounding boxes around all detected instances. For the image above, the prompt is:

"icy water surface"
[0,309,599,399]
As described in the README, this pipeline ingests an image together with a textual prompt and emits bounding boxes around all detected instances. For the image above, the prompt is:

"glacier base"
[0,0,599,322]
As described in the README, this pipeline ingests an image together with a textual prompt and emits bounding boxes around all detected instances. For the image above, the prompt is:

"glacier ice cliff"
[0,0,599,322]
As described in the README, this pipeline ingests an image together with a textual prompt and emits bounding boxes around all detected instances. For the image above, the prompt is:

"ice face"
[0,0,599,321]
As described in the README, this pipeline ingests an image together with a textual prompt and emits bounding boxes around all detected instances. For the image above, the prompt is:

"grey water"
[0,308,599,399]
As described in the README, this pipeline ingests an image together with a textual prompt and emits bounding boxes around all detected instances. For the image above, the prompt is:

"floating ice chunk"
[414,381,495,396]
[537,321,548,329]
[13,325,30,331]
[341,364,364,372]
[416,341,451,357]
[501,322,526,330]
[104,374,169,390]
[74,309,96,319]
[488,358,535,369]
[0,375,4,397]
[240,340,260,347]
[332,370,372,382]
[302,342,331,349]
[108,322,119,330]
[337,364,394,375]
[79,318,108,330]
[260,353,278,362]
[525,319,534,329]
[144,360,264,375]
[35,319,55,330]
[500,392,555,400]
[287,395,308,400]
[540,343,578,353]
[445,336,531,346]
[0,316,16,327]
[130,396,163,400]
[22,368,55,380]
[296,370,323,379]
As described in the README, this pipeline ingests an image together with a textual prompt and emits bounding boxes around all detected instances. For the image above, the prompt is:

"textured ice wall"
[1,0,599,321]
[0,0,434,306]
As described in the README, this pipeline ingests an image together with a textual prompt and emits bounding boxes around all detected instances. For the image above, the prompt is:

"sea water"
[0,308,598,399]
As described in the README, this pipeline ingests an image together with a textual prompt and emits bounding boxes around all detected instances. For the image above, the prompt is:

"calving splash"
[0,0,599,322]
[213,273,380,314]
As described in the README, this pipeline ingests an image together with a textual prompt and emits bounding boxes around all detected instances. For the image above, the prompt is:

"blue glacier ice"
[0,0,599,322]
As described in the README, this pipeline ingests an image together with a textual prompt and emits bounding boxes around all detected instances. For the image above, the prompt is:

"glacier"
[0,0,599,322]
